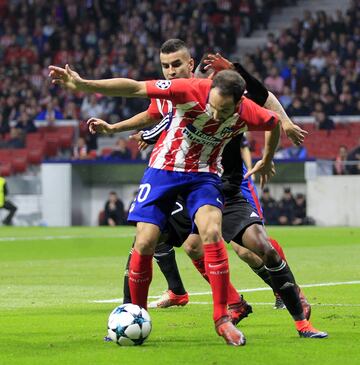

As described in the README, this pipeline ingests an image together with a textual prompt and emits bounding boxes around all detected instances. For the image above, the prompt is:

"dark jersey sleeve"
[233,63,269,106]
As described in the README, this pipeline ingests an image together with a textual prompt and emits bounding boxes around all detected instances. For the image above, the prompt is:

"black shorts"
[222,192,263,244]
[163,200,192,247]
[164,192,262,247]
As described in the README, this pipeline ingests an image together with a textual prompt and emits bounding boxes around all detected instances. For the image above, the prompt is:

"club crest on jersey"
[156,80,172,90]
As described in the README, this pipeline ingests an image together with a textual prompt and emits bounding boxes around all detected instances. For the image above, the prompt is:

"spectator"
[0,114,10,137]
[259,187,278,225]
[333,145,350,175]
[0,127,25,149]
[101,191,126,226]
[72,137,88,160]
[80,94,106,121]
[348,137,360,175]
[15,112,37,133]
[292,193,315,225]
[315,111,335,131]
[0,175,17,226]
[36,100,64,124]
[110,138,132,160]
[278,187,296,225]
[264,67,285,95]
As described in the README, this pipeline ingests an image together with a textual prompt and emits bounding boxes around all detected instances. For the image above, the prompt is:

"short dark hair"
[160,39,188,54]
[211,70,246,104]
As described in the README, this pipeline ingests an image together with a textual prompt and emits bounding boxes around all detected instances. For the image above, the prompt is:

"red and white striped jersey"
[145,78,278,175]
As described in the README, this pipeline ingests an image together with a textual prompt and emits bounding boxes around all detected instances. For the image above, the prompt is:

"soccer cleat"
[104,336,113,342]
[228,295,253,325]
[297,286,311,320]
[296,320,328,339]
[215,316,246,346]
[273,293,286,309]
[148,290,189,308]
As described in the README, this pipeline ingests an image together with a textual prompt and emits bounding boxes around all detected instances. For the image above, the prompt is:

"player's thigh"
[194,205,223,243]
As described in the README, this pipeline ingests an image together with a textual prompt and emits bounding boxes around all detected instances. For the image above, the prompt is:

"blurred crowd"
[241,0,360,124]
[0,0,359,161]
[0,0,300,151]
[260,187,315,226]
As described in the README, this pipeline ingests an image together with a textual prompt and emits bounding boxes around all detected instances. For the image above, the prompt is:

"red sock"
[192,257,210,282]
[128,249,153,309]
[227,281,241,306]
[204,240,230,322]
[193,256,240,305]
[269,238,287,262]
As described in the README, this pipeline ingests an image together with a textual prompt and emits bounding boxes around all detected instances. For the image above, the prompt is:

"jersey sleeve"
[146,99,163,120]
[145,79,188,103]
[233,63,269,106]
[145,78,211,105]
[241,97,279,131]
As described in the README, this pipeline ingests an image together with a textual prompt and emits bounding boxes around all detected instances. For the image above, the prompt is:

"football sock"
[266,260,304,320]
[154,243,186,295]
[128,249,153,310]
[204,240,230,321]
[252,264,274,290]
[123,249,132,304]
[193,255,240,305]
[268,238,287,262]
[192,257,210,282]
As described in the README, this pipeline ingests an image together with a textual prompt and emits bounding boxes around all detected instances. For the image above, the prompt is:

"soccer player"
[117,45,309,316]
[49,63,282,346]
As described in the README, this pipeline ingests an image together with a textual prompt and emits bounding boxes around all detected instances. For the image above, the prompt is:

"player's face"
[160,50,194,80]
[208,88,242,123]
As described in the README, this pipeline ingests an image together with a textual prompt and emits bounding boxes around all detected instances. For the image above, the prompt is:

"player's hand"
[282,121,308,146]
[203,53,235,72]
[48,64,84,91]
[129,132,149,151]
[244,159,275,189]
[87,118,113,135]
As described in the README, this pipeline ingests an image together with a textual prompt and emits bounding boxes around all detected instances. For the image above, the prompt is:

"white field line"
[182,302,360,307]
[0,234,134,242]
[91,280,360,304]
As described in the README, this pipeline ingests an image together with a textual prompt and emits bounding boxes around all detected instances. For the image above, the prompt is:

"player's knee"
[200,225,222,243]
[262,244,281,266]
[134,237,156,255]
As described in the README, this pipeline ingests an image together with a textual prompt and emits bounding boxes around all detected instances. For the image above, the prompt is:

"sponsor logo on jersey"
[183,124,221,146]
[155,80,172,90]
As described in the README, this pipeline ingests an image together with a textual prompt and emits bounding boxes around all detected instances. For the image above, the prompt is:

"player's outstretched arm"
[264,92,308,146]
[48,64,147,97]
[244,123,280,188]
[87,111,157,135]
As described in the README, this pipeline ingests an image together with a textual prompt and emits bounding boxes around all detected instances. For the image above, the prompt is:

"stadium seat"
[101,147,113,156]
[58,126,75,149]
[127,139,140,159]
[43,132,60,157]
[0,162,12,176]
[27,146,44,165]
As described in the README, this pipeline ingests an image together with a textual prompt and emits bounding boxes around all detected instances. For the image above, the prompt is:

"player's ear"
[189,58,195,72]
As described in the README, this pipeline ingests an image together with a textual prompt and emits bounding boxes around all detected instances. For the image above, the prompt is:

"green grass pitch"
[0,226,359,365]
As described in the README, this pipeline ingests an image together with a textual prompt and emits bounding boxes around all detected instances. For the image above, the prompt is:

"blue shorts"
[241,164,264,220]
[128,167,224,230]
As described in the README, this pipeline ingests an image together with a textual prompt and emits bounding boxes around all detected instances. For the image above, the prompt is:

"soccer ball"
[107,304,152,346]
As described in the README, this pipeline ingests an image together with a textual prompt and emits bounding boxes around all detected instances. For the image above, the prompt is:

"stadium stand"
[0,0,359,174]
